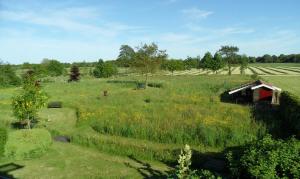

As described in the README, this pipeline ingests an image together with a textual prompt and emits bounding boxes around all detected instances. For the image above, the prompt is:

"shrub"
[226,135,300,178]
[93,59,118,78]
[69,65,80,82]
[279,91,300,138]
[4,129,52,160]
[170,144,221,179]
[147,82,163,88]
[0,127,8,157]
[42,59,65,76]
[0,62,21,87]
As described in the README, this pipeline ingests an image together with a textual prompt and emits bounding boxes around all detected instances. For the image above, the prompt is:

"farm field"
[115,64,300,76]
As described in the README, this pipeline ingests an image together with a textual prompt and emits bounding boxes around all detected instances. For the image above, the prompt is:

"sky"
[1,0,300,64]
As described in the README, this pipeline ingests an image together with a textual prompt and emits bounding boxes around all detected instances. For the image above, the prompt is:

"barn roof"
[228,80,281,95]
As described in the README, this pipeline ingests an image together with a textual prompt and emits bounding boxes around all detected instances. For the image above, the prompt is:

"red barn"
[228,80,281,104]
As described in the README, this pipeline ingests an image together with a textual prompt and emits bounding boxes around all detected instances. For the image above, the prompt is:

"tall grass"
[43,75,265,148]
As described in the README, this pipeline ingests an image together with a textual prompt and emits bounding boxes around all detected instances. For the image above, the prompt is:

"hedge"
[279,91,300,138]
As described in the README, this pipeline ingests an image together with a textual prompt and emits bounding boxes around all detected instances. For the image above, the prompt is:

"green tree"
[218,46,239,75]
[201,52,213,70]
[0,62,21,87]
[211,52,223,74]
[93,59,118,78]
[42,59,65,76]
[162,60,185,75]
[132,43,167,88]
[12,71,48,129]
[184,56,200,70]
[239,55,249,75]
[116,45,135,67]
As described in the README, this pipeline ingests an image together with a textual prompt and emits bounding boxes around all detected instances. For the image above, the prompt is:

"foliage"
[162,59,185,74]
[184,56,200,70]
[0,62,21,87]
[175,144,192,178]
[226,135,300,178]
[93,59,118,78]
[171,144,221,179]
[201,52,223,73]
[69,65,80,82]
[0,127,7,157]
[132,43,167,87]
[42,59,65,76]
[255,54,300,63]
[279,91,300,138]
[218,46,239,75]
[116,44,135,67]
[12,71,48,128]
[4,129,52,160]
[201,52,213,70]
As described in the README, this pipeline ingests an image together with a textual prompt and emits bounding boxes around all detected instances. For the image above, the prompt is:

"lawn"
[0,142,169,178]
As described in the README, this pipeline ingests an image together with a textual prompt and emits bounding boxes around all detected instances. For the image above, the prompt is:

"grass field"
[1,63,300,178]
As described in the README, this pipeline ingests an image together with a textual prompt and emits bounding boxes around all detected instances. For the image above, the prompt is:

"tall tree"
[211,52,223,74]
[201,52,213,70]
[117,45,135,67]
[218,46,239,75]
[132,43,167,88]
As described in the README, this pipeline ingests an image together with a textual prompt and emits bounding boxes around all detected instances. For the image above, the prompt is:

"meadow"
[1,63,300,178]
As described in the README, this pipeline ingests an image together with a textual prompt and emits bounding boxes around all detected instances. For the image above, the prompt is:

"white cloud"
[181,8,213,20]
[0,7,144,37]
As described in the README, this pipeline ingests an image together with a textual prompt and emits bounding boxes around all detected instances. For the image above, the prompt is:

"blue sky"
[1,0,300,64]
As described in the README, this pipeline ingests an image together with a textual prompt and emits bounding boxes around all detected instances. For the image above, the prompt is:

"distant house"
[228,80,281,104]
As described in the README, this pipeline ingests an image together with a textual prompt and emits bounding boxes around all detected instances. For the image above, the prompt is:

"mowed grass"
[262,76,300,97]
[0,142,170,179]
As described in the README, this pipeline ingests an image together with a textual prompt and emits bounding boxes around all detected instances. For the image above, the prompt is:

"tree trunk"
[27,114,31,129]
[228,64,232,75]
[145,73,148,89]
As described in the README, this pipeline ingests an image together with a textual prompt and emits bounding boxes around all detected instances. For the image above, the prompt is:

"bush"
[0,63,21,87]
[0,127,7,157]
[226,135,300,178]
[279,91,300,138]
[42,59,65,77]
[4,129,52,159]
[93,59,118,78]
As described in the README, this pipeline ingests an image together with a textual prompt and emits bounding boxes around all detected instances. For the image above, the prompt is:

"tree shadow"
[250,101,284,138]
[0,163,24,179]
[124,155,171,179]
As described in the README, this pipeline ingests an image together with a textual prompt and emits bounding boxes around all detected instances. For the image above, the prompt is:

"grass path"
[0,142,170,179]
